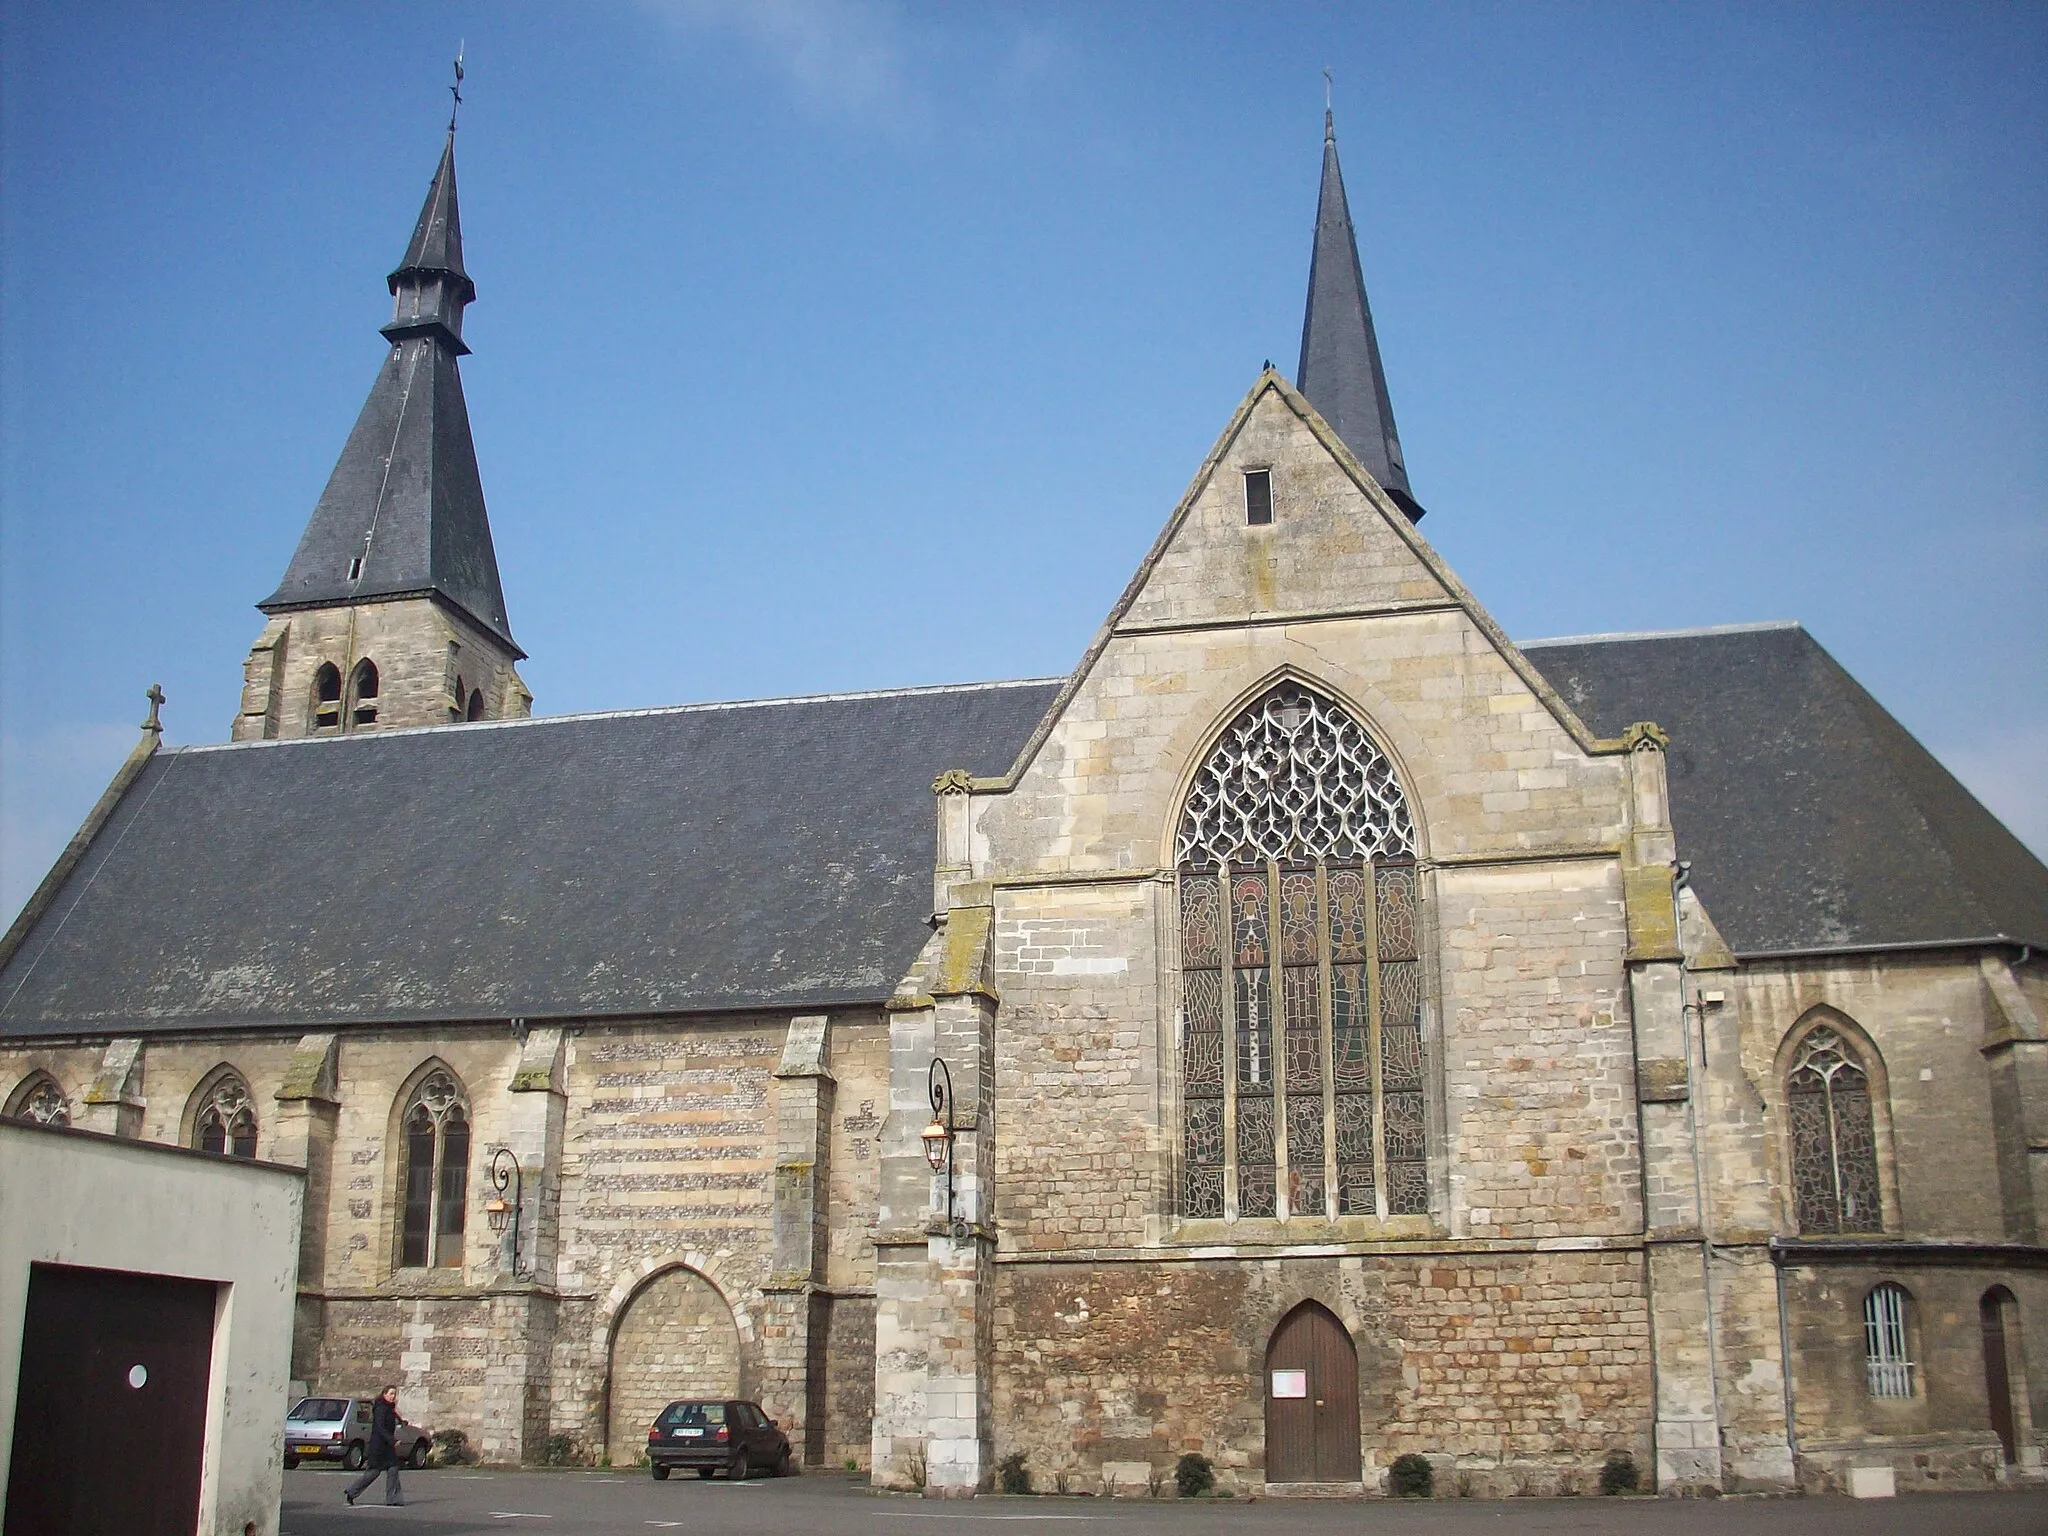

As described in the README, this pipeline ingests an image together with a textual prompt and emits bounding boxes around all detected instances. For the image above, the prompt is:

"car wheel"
[776,1446,795,1477]
[283,1456,298,1471]
[696,1468,714,1479]
[409,1441,429,1469]
[729,1450,749,1481]
[651,1463,670,1481]
[343,1441,366,1471]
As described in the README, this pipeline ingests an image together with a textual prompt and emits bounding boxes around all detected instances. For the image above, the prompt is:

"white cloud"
[1,722,137,926]
[636,0,925,126]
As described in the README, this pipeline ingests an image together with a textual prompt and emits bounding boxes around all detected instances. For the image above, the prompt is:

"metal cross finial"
[143,684,165,734]
[1323,68,1335,140]
[448,43,466,133]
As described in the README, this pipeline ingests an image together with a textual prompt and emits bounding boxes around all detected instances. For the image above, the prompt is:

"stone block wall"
[1781,1261,2047,1488]
[232,597,531,741]
[992,1250,1652,1494]
[1434,861,1639,1240]
[993,880,1163,1254]
[0,1009,889,1471]
[1735,957,2009,1242]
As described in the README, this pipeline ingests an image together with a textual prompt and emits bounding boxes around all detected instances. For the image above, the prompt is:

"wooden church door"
[1264,1302,1361,1483]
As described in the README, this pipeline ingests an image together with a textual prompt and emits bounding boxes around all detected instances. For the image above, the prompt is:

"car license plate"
[674,1429,701,1437]
[295,1445,324,1455]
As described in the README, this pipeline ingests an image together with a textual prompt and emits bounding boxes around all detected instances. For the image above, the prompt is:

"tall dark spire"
[259,133,518,652]
[1296,110,1423,523]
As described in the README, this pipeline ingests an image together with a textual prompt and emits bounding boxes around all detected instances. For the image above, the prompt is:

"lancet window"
[399,1069,470,1269]
[7,1072,70,1127]
[193,1069,258,1158]
[1787,1024,1883,1234]
[1176,682,1428,1221]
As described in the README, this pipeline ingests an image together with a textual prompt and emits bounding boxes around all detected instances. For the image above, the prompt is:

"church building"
[3,112,2045,1498]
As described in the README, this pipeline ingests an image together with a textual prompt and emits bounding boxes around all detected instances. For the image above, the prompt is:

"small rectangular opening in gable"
[347,557,364,581]
[1244,469,1274,526]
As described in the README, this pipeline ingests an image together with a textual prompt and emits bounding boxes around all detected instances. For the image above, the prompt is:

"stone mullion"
[1364,856,1388,1221]
[1268,855,1289,1222]
[1317,861,1338,1219]
[1220,860,1238,1222]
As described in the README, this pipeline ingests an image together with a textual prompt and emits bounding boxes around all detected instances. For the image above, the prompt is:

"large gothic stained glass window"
[1787,1025,1883,1234]
[1176,682,1428,1220]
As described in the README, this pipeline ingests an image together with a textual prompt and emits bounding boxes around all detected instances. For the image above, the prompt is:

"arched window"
[311,662,343,731]
[349,659,380,727]
[399,1069,470,1269]
[1176,681,1423,1221]
[1864,1282,1915,1398]
[191,1069,258,1158]
[1787,1024,1883,1233]
[6,1072,70,1127]
[466,688,486,722]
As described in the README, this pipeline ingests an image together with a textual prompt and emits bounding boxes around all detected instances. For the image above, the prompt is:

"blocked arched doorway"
[1264,1302,1361,1484]
[1982,1286,2023,1465]
[606,1267,741,1461]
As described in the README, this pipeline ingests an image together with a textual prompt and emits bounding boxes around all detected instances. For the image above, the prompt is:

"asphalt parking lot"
[280,1466,2048,1536]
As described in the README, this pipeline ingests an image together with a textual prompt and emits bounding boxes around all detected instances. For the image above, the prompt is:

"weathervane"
[448,43,466,133]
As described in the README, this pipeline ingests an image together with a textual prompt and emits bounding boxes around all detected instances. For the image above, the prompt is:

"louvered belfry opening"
[1176,682,1428,1221]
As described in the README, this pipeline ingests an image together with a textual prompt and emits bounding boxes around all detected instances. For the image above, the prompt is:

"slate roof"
[0,680,1061,1037]
[1525,622,2048,955]
[259,135,518,653]
[1296,112,1422,522]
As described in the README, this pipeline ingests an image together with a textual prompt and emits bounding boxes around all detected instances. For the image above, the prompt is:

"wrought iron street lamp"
[485,1146,528,1279]
[921,1056,955,1222]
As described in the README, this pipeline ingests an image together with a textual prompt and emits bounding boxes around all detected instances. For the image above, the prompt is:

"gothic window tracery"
[7,1072,70,1127]
[399,1069,470,1269]
[1787,1024,1883,1234]
[1176,681,1428,1221]
[192,1070,258,1158]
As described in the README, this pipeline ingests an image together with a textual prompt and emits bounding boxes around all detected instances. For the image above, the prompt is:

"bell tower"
[233,129,531,741]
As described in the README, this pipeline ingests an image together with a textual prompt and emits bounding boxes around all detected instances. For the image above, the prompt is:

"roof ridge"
[1519,620,1804,648]
[171,675,1070,756]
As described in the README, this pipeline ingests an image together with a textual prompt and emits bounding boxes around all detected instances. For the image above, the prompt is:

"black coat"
[368,1399,399,1470]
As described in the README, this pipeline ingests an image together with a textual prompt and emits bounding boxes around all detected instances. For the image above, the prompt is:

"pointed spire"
[382,134,474,353]
[258,133,519,654]
[1296,109,1424,522]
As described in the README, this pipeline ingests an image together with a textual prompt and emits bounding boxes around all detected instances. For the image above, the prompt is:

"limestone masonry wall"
[993,1250,1652,1493]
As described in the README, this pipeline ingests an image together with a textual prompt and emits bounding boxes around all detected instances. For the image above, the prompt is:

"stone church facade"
[4,116,2045,1498]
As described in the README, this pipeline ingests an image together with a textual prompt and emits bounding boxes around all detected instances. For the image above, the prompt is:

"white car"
[282,1396,431,1470]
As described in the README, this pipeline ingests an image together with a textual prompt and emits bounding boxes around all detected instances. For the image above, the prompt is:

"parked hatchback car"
[282,1396,432,1471]
[646,1399,793,1480]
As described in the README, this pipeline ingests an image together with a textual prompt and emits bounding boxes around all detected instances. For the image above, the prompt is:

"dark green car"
[646,1399,793,1480]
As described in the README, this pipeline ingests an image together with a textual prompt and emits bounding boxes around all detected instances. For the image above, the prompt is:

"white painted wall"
[0,1120,303,1536]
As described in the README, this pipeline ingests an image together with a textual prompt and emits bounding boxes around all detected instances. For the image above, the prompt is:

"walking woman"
[343,1386,406,1506]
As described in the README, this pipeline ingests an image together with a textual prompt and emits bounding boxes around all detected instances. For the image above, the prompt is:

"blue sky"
[2,1,2043,920]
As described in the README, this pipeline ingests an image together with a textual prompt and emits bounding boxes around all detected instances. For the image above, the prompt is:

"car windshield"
[289,1398,348,1422]
[657,1402,726,1427]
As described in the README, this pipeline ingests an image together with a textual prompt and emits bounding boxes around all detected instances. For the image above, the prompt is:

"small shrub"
[844,1456,859,1473]
[1174,1452,1214,1498]
[1512,1470,1537,1497]
[1600,1450,1640,1496]
[1557,1471,1580,1497]
[430,1428,477,1467]
[1454,1470,1475,1498]
[1389,1453,1434,1499]
[1052,1466,1070,1495]
[535,1433,580,1467]
[998,1452,1033,1495]
[906,1451,927,1491]
[1146,1465,1167,1498]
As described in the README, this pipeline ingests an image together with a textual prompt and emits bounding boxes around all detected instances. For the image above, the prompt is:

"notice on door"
[1270,1369,1307,1399]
